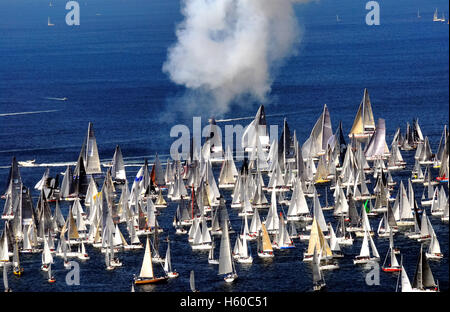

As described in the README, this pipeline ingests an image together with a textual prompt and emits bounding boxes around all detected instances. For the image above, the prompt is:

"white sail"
[218,221,233,275]
[313,190,327,232]
[139,236,154,278]
[265,190,280,232]
[401,266,413,292]
[359,231,370,257]
[42,236,53,265]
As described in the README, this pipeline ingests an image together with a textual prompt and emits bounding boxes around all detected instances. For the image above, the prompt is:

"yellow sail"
[68,209,80,240]
[362,89,375,130]
[314,156,329,183]
[349,102,364,135]
[94,222,101,244]
[155,190,167,205]
[307,218,332,257]
[261,223,273,252]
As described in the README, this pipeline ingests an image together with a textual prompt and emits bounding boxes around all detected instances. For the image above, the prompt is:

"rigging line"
[215,111,304,123]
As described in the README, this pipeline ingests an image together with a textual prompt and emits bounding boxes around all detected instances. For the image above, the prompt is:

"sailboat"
[110,145,126,184]
[353,229,380,264]
[219,146,238,189]
[47,17,54,26]
[3,265,11,292]
[381,229,401,272]
[364,118,390,160]
[312,246,326,292]
[12,242,23,276]
[218,219,238,282]
[154,190,167,209]
[272,213,295,249]
[190,270,199,292]
[303,218,332,262]
[425,224,443,260]
[47,263,56,283]
[77,241,89,260]
[257,223,274,258]
[417,8,421,18]
[241,105,270,152]
[433,8,445,22]
[400,245,439,292]
[41,235,54,271]
[79,122,102,176]
[348,88,376,139]
[335,215,353,246]
[134,236,168,285]
[163,237,179,278]
[303,104,333,159]
[236,227,253,264]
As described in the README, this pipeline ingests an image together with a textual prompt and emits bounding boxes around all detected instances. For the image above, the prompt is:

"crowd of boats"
[1,88,448,292]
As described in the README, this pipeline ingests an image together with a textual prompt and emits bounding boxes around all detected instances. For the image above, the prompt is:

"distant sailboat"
[417,9,421,18]
[48,17,54,26]
[336,15,341,22]
[433,8,439,21]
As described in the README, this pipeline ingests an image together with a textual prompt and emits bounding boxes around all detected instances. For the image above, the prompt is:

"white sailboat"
[190,270,198,292]
[425,224,443,260]
[381,229,401,272]
[353,229,380,264]
[3,265,11,292]
[218,219,238,282]
[41,235,54,271]
[163,237,179,278]
[312,246,326,291]
[399,245,439,292]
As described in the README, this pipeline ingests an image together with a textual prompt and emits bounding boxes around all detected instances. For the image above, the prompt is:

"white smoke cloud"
[163,0,307,116]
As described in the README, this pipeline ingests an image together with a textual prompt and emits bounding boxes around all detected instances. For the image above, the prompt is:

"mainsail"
[349,88,375,137]
[81,122,102,175]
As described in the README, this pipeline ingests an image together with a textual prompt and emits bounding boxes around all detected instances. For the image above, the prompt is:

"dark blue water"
[0,0,448,292]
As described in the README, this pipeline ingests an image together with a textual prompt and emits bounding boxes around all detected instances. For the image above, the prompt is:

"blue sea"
[0,0,448,293]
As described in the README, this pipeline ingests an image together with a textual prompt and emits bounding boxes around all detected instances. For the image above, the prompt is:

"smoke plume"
[162,0,306,116]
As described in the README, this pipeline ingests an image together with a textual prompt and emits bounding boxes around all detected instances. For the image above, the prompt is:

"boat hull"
[134,276,168,285]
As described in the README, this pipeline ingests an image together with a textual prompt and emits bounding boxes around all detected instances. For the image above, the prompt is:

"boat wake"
[0,110,60,117]
[43,97,68,101]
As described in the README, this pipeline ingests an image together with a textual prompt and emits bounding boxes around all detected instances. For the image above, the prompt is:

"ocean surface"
[0,0,448,292]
